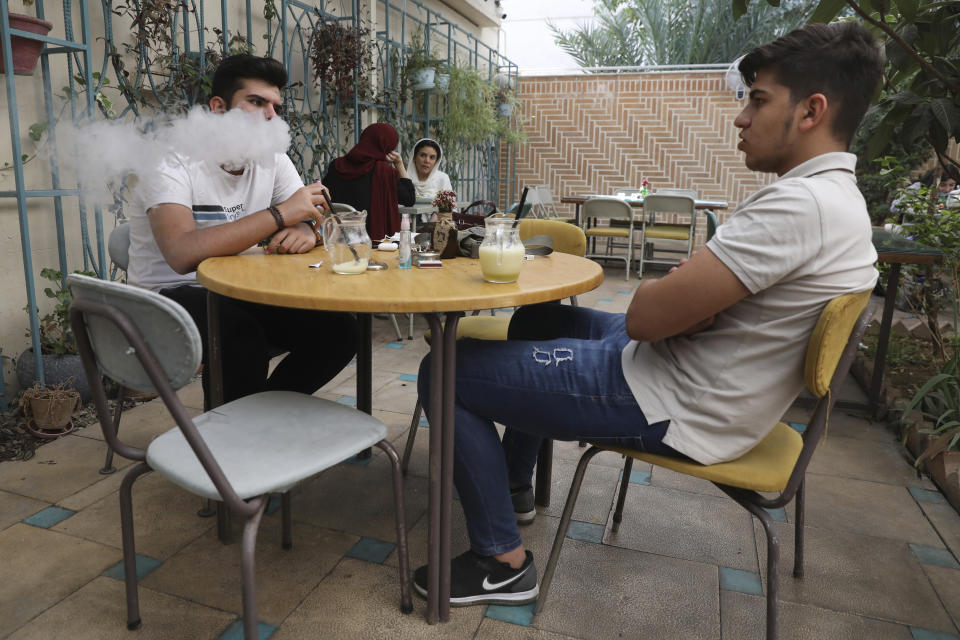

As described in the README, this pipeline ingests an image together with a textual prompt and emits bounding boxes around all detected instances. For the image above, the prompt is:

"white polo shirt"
[621,152,878,465]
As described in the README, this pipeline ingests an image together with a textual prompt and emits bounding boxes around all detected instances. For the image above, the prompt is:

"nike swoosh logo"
[482,565,530,591]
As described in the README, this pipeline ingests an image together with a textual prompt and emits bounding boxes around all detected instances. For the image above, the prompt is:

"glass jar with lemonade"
[479,215,525,283]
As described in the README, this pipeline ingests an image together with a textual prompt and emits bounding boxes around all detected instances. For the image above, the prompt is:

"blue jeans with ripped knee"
[417,304,677,557]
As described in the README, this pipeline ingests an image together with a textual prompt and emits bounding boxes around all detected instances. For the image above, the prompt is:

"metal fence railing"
[1,0,518,404]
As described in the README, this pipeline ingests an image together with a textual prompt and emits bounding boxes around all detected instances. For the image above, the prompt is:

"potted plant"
[16,268,96,401]
[404,27,441,91]
[439,64,499,164]
[2,2,53,76]
[19,381,81,439]
[433,189,457,215]
[496,86,517,117]
[434,62,450,94]
[902,352,960,510]
[309,11,374,108]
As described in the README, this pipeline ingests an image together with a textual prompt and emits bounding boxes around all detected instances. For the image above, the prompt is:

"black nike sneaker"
[413,549,539,606]
[511,485,536,526]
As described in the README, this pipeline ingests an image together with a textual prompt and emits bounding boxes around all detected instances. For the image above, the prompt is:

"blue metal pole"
[2,0,45,384]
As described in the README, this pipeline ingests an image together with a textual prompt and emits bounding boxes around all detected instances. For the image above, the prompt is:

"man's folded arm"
[149,203,279,274]
[625,247,750,342]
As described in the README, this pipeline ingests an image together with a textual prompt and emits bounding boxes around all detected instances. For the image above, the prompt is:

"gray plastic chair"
[582,196,635,280]
[67,274,412,640]
[636,193,696,278]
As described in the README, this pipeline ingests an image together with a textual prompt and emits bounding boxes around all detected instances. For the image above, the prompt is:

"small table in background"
[869,228,944,414]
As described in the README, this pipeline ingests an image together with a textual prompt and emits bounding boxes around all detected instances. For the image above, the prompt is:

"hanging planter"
[411,67,436,91]
[435,72,450,94]
[1,13,53,76]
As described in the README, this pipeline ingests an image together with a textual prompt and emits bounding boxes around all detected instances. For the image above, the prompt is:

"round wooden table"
[198,247,603,624]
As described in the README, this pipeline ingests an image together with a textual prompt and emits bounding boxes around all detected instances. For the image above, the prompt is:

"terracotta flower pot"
[2,13,53,76]
[21,387,81,439]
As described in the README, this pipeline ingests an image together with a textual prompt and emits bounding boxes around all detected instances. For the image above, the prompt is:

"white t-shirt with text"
[128,152,303,291]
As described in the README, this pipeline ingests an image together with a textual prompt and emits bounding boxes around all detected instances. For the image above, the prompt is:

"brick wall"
[509,71,776,248]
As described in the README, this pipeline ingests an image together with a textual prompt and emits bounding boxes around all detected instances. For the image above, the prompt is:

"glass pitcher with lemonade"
[322,210,372,274]
[479,215,525,283]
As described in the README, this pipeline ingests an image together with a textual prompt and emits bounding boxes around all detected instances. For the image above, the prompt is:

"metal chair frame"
[581,196,635,280]
[535,299,874,640]
[637,193,697,278]
[70,280,412,640]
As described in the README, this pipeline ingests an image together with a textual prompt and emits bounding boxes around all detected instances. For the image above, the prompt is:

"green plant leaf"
[28,122,48,141]
[809,0,847,24]
[732,0,750,20]
[893,0,919,21]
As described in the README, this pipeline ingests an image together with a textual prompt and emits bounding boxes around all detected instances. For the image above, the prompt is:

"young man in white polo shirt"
[129,54,357,405]
[414,22,884,606]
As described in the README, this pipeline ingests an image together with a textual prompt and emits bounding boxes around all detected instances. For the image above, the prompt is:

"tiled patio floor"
[2,269,959,639]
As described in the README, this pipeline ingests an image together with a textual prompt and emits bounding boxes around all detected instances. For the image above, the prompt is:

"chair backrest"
[518,218,587,257]
[68,274,202,394]
[642,194,696,217]
[705,210,719,241]
[784,290,873,495]
[532,185,558,217]
[582,196,633,221]
[656,188,698,200]
[108,221,131,272]
[331,202,357,214]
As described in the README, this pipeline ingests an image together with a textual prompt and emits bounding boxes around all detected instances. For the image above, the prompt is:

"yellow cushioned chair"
[534,290,873,640]
[582,197,635,281]
[400,220,588,475]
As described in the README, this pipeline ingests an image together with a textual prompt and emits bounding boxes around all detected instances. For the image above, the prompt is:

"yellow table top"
[197,247,604,313]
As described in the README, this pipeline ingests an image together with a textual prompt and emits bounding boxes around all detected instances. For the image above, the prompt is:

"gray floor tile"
[57,467,128,512]
[923,565,960,630]
[754,521,956,632]
[796,473,942,545]
[540,456,620,524]
[52,473,215,560]
[721,590,913,639]
[476,618,580,639]
[807,435,937,488]
[0,488,47,530]
[7,576,235,640]
[0,524,120,636]
[604,483,758,571]
[0,435,132,503]
[372,377,425,414]
[919,500,960,563]
[293,453,428,544]
[142,519,357,625]
[271,558,486,639]
[535,538,720,640]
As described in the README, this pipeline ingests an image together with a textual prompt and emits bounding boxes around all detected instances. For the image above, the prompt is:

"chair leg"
[281,492,292,550]
[793,478,805,579]
[611,457,633,533]
[240,498,268,640]
[534,439,553,508]
[100,386,127,475]
[118,462,152,630]
[375,439,414,614]
[727,492,780,640]
[407,313,414,340]
[389,315,403,342]
[400,399,423,475]
[535,446,603,616]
